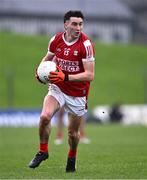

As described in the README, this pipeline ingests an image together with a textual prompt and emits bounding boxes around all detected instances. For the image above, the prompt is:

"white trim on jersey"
[82,57,95,62]
[47,50,55,56]
[62,32,79,46]
[48,35,56,53]
[83,40,94,60]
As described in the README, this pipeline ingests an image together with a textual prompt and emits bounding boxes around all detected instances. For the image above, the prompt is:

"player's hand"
[35,68,46,84]
[49,66,68,83]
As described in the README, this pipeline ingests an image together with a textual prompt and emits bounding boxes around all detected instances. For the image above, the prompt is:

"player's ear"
[64,21,69,30]
[64,23,67,30]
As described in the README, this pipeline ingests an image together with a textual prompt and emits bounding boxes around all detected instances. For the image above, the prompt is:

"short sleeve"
[82,40,95,62]
[48,35,56,55]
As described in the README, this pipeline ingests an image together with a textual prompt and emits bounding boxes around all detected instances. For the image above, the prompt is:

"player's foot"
[80,137,91,144]
[29,151,48,168]
[54,138,63,145]
[66,157,76,172]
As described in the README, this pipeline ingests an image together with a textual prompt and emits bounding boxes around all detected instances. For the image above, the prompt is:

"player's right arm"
[41,51,54,62]
[41,35,56,62]
[35,36,56,83]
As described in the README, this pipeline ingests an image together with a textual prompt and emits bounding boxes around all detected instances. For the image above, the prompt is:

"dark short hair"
[64,10,84,23]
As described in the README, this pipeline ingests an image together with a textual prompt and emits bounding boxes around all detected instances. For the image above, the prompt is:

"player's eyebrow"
[71,21,83,25]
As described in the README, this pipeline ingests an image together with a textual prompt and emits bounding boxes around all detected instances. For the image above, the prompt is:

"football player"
[29,10,95,172]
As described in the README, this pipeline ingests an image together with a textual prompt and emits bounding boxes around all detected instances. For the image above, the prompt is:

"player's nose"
[76,25,81,31]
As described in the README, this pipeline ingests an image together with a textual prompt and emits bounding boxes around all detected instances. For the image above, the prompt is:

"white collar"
[62,32,79,46]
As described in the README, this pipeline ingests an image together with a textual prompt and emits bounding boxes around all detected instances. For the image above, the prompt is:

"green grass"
[0,32,147,109]
[0,124,147,179]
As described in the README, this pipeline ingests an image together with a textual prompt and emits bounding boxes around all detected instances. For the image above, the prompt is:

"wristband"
[64,74,69,81]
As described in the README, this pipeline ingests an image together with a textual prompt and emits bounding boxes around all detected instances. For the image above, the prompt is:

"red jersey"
[48,32,95,97]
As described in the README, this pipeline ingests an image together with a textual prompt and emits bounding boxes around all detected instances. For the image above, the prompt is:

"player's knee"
[40,115,51,126]
[68,130,77,139]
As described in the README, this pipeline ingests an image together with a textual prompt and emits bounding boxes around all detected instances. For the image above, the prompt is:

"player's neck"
[64,32,79,43]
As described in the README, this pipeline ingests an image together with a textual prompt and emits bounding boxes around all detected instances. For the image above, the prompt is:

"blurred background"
[0,0,147,126]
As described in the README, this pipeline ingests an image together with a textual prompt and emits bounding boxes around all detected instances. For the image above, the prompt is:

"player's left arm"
[68,60,95,82]
[49,60,95,83]
[68,39,95,82]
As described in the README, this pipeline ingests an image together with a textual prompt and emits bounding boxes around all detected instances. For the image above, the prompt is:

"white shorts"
[47,84,87,116]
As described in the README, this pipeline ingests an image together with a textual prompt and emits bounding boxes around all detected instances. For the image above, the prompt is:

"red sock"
[39,143,48,153]
[68,149,77,158]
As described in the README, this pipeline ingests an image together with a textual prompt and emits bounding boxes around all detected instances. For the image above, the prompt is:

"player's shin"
[66,131,80,172]
[39,116,51,152]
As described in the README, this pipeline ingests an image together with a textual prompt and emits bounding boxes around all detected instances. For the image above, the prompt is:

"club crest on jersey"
[74,50,78,56]
[64,48,70,56]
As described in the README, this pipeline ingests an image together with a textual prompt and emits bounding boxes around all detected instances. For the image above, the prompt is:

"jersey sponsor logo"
[60,65,80,72]
[56,58,80,72]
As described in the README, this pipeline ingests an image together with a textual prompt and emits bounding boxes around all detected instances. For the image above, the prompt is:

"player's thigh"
[64,95,87,116]
[68,113,82,132]
[41,95,60,118]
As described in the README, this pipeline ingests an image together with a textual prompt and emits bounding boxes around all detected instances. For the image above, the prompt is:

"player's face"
[65,17,83,39]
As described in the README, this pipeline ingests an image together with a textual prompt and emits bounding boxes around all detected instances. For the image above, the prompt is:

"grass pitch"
[1,32,147,108]
[0,124,147,179]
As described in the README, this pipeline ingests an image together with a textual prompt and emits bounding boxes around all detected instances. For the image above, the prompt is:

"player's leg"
[39,95,60,146]
[79,116,91,144]
[66,113,82,172]
[29,95,60,168]
[54,107,65,145]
